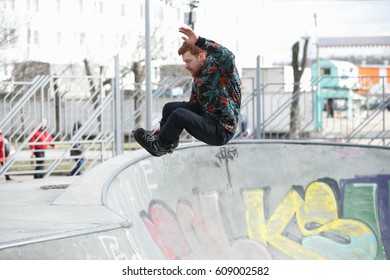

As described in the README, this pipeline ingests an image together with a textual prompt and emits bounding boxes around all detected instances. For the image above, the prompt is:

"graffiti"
[98,235,129,260]
[211,146,238,168]
[335,147,364,159]
[339,175,390,259]
[243,181,377,259]
[211,147,238,189]
[139,160,158,193]
[140,191,272,260]
[140,175,390,260]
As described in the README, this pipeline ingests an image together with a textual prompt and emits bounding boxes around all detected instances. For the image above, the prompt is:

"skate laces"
[142,130,158,142]
[139,129,177,154]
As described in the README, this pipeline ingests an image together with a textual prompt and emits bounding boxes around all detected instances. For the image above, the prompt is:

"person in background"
[0,129,11,181]
[69,121,85,176]
[239,114,250,138]
[29,119,56,179]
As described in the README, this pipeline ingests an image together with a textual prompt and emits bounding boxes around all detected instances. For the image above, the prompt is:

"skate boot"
[133,128,173,157]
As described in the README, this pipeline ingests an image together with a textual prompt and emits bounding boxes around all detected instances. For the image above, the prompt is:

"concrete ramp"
[103,141,390,260]
[1,140,389,259]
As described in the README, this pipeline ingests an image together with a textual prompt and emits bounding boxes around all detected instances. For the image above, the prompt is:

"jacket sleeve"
[29,132,36,150]
[46,131,55,148]
[195,37,236,75]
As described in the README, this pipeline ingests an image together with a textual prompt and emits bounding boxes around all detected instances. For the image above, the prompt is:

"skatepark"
[0,140,389,260]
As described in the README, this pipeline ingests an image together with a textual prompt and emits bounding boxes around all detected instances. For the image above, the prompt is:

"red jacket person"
[29,119,56,179]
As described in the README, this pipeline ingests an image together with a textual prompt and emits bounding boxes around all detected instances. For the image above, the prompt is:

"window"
[56,31,61,45]
[28,29,39,45]
[120,2,125,17]
[56,0,61,12]
[120,35,127,47]
[27,0,39,12]
[321,68,331,75]
[4,64,10,77]
[94,1,103,14]
[34,30,39,44]
[1,0,16,9]
[74,32,85,46]
[99,34,104,47]
[99,1,103,14]
[74,0,83,13]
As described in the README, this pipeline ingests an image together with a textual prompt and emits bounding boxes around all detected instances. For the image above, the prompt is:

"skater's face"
[182,51,206,77]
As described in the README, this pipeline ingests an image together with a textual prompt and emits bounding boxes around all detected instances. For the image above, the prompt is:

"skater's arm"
[179,26,198,45]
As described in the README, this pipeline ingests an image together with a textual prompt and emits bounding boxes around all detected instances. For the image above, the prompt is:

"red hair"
[178,43,207,56]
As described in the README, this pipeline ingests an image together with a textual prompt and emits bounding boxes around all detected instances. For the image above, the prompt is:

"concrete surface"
[0,140,389,260]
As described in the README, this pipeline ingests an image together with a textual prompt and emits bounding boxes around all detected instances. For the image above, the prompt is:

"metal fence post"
[114,54,123,155]
[145,0,152,130]
[255,55,263,139]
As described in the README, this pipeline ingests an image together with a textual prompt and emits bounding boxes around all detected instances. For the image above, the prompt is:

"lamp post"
[185,0,199,29]
[145,0,199,130]
[145,0,152,130]
[314,13,320,81]
[314,13,322,130]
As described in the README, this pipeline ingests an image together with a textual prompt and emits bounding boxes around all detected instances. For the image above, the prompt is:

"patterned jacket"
[191,37,241,134]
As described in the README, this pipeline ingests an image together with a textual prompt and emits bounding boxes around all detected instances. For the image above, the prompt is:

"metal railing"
[0,72,192,179]
[1,68,389,180]
[0,74,116,178]
[238,74,390,146]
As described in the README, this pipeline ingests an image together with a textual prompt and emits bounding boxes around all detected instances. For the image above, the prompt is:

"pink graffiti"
[140,201,190,259]
[140,190,272,260]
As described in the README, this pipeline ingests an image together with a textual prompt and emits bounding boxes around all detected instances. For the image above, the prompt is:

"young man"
[133,26,241,157]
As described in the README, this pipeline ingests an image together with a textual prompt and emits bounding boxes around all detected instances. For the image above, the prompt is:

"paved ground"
[0,174,124,249]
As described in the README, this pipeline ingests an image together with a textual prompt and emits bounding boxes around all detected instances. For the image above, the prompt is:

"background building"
[0,0,185,83]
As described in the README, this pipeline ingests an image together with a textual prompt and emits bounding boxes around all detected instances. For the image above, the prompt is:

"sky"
[188,0,390,67]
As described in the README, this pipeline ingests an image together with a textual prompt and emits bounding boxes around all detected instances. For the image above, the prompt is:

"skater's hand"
[152,127,160,134]
[179,26,198,45]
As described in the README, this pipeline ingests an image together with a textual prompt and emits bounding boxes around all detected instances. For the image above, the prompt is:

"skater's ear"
[198,51,206,60]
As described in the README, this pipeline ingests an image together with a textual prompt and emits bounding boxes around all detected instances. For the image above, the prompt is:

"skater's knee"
[171,108,187,121]
[162,102,177,115]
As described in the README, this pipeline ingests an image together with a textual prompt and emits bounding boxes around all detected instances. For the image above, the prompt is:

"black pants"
[33,151,45,179]
[1,162,11,180]
[69,158,85,176]
[158,101,233,148]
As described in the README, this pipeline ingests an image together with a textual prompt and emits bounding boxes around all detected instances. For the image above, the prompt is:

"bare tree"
[83,58,106,126]
[290,38,309,138]
[128,27,170,126]
[81,13,175,129]
[117,26,172,128]
[0,10,19,82]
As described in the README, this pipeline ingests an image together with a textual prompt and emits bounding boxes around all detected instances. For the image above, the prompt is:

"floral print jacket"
[190,36,241,134]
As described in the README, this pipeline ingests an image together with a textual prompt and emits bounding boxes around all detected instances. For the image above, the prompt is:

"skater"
[133,26,241,156]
